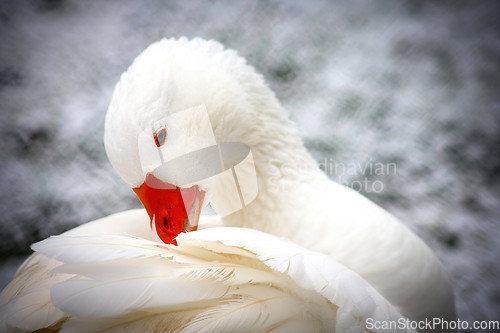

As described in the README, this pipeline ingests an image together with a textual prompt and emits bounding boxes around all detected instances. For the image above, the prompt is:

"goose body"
[0,38,455,332]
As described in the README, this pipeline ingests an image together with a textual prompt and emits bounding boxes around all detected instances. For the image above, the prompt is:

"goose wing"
[9,227,413,333]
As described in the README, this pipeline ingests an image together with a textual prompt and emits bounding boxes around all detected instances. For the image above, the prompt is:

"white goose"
[0,38,455,332]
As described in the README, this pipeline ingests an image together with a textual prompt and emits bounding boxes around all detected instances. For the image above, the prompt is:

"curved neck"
[218,105,327,244]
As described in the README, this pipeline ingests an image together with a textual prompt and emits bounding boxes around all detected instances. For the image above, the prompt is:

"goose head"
[104,38,301,244]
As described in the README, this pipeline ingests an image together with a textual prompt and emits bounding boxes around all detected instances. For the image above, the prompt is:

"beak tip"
[134,173,206,245]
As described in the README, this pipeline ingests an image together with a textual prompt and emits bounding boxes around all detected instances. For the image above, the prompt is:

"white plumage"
[2,213,410,332]
[0,37,454,332]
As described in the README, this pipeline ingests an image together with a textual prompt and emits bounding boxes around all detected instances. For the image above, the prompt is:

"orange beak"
[133,173,206,245]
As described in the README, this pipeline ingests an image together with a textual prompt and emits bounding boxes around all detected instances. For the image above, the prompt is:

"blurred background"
[0,0,499,325]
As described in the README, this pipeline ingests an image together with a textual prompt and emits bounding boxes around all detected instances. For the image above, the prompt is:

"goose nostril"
[163,216,169,229]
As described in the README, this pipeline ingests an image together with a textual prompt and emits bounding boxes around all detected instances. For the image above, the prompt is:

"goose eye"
[154,127,167,147]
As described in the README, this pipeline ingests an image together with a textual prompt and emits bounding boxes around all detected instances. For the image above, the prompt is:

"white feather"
[179,228,411,332]
[51,275,229,318]
[33,232,338,332]
[0,254,69,332]
[20,228,414,332]
[32,235,167,263]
